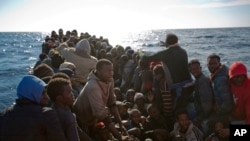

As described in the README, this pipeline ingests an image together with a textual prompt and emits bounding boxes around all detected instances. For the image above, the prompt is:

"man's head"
[229,61,247,86]
[165,33,178,47]
[147,104,160,120]
[58,28,63,35]
[33,63,54,79]
[47,78,75,106]
[129,109,142,124]
[17,75,48,105]
[207,53,221,74]
[95,59,113,82]
[134,92,145,107]
[175,109,190,132]
[126,89,136,102]
[188,59,202,78]
[153,64,164,80]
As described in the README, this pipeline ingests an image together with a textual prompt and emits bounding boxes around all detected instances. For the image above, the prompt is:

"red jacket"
[229,61,250,124]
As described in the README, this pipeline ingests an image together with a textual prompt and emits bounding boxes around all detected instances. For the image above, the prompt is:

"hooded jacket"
[57,40,97,84]
[73,71,116,125]
[229,62,250,124]
[17,75,47,104]
[1,75,66,141]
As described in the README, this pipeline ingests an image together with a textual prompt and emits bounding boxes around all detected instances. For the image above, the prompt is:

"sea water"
[0,27,249,110]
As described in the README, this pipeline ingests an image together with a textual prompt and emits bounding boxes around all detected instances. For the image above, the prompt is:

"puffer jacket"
[210,65,234,116]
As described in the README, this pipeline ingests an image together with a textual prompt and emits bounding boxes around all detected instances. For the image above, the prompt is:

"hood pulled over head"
[229,61,247,79]
[17,75,47,104]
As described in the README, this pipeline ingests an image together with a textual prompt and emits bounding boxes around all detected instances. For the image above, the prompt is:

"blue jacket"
[211,65,234,116]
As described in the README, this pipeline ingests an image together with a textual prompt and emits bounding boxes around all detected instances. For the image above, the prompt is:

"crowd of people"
[0,28,249,141]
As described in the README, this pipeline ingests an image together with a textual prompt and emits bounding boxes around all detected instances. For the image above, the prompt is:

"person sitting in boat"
[47,77,92,141]
[0,75,67,141]
[188,59,215,135]
[207,53,234,117]
[170,108,203,141]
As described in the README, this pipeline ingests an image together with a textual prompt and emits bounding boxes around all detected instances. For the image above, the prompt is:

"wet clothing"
[229,62,250,124]
[1,99,66,141]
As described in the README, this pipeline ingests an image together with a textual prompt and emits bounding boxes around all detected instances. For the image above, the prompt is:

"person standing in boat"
[141,33,194,112]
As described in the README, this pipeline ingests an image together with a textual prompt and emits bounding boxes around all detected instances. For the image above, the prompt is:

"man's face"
[231,74,246,86]
[131,111,141,124]
[61,84,75,106]
[189,63,202,78]
[207,58,220,73]
[114,89,122,100]
[97,64,114,82]
[177,114,190,132]
[40,89,49,106]
[149,107,160,120]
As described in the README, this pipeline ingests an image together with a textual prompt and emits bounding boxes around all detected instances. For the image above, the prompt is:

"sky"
[0,0,250,37]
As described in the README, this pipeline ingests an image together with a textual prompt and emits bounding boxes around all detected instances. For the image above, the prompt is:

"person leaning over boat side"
[73,59,128,141]
[56,39,97,92]
[140,33,194,112]
[207,53,234,117]
[0,75,67,141]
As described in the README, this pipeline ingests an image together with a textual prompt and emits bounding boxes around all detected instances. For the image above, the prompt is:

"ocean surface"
[0,27,250,110]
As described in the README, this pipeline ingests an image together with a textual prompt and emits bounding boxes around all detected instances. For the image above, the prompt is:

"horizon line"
[0,26,249,33]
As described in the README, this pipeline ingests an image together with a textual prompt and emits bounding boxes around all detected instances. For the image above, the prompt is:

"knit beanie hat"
[229,61,247,79]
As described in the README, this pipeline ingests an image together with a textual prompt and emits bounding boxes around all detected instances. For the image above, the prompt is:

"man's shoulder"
[42,106,57,116]
[55,108,75,121]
